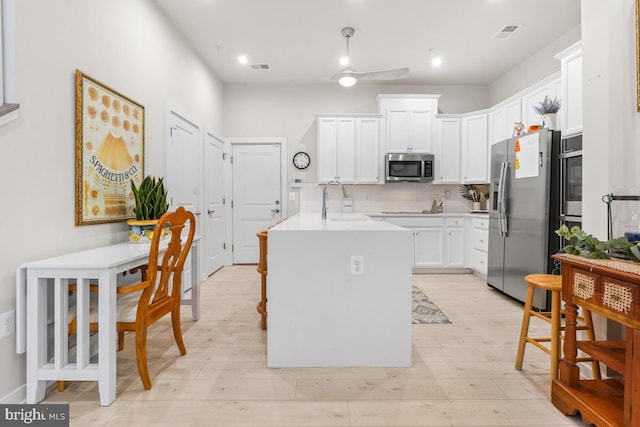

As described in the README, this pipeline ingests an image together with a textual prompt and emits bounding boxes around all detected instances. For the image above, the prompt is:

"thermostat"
[290,178,304,188]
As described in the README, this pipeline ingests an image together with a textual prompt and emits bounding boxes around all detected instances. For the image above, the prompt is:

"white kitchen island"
[267,212,413,367]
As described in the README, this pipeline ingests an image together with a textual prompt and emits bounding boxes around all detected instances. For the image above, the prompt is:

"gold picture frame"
[75,70,145,225]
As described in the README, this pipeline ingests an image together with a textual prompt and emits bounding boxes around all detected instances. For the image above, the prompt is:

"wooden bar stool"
[256,229,268,330]
[515,274,601,393]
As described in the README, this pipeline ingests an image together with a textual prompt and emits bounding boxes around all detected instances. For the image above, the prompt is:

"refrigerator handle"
[498,162,508,236]
[496,177,503,235]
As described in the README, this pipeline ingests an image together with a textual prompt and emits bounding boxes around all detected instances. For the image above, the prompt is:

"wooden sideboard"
[552,253,640,426]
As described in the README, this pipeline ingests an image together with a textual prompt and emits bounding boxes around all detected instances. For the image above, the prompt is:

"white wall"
[581,0,639,238]
[489,26,582,106]
[0,0,223,401]
[223,82,488,215]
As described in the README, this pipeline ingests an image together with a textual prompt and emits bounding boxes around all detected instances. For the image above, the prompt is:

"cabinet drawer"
[573,269,640,322]
[445,217,464,227]
[472,229,488,252]
[470,249,488,274]
[472,217,489,230]
[386,217,444,228]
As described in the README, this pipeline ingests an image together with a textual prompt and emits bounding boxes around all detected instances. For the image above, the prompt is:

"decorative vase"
[542,113,558,130]
[127,219,170,243]
[473,201,482,211]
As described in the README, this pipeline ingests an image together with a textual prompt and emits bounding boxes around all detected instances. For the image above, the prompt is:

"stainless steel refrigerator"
[487,129,561,311]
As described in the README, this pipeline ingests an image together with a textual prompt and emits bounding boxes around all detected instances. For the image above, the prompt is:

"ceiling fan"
[331,27,409,87]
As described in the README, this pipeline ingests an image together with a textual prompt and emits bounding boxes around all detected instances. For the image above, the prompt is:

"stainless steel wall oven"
[558,134,582,257]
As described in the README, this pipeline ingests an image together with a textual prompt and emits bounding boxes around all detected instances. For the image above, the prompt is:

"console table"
[16,240,199,406]
[552,253,640,426]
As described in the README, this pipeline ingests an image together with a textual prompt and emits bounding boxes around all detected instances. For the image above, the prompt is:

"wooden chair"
[60,206,196,391]
[256,229,268,330]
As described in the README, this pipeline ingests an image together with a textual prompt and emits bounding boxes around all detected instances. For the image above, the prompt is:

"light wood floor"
[43,266,589,426]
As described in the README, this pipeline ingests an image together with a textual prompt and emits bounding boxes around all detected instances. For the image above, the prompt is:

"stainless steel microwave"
[385,153,434,183]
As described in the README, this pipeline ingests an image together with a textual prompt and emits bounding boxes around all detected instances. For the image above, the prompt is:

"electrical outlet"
[0,309,16,340]
[350,256,364,276]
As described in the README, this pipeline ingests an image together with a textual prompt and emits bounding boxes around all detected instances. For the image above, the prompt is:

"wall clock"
[293,151,310,170]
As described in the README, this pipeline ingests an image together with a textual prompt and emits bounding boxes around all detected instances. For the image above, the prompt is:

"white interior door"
[232,143,282,263]
[204,130,225,275]
[166,109,201,291]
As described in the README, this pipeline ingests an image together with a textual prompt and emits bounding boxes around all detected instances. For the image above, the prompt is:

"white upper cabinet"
[316,114,382,184]
[460,113,489,183]
[521,76,560,130]
[317,117,340,183]
[355,117,382,184]
[377,95,440,153]
[435,116,461,184]
[555,41,583,137]
[488,98,521,145]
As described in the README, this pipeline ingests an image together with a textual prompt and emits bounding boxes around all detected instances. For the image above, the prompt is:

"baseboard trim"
[0,384,26,404]
[412,267,472,274]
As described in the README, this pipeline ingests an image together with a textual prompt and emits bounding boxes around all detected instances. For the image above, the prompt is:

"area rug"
[412,285,451,324]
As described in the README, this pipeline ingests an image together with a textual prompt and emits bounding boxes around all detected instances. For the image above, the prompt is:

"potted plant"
[533,95,561,130]
[459,184,489,211]
[127,176,170,243]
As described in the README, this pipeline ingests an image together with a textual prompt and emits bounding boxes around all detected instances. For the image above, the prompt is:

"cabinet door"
[489,99,522,146]
[504,98,522,139]
[410,109,434,153]
[317,118,338,183]
[446,227,465,267]
[562,51,583,136]
[414,227,444,267]
[436,117,461,183]
[385,109,410,152]
[488,107,506,146]
[521,80,559,130]
[461,114,488,183]
[336,118,356,183]
[355,118,381,183]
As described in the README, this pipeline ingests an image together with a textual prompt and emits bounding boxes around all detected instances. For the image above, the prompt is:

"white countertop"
[271,212,405,231]
[366,211,489,218]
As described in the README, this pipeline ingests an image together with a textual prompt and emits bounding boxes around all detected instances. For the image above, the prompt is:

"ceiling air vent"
[250,63,271,70]
[492,25,521,40]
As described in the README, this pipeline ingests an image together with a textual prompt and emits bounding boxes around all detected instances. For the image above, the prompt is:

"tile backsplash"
[296,183,490,215]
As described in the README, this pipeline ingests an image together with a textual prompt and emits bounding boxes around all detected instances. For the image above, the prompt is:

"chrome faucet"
[321,180,349,220]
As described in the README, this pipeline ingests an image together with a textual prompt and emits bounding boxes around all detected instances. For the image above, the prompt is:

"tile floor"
[43,266,590,426]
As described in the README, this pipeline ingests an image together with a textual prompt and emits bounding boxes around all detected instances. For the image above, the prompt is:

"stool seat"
[524,274,562,292]
[516,273,600,394]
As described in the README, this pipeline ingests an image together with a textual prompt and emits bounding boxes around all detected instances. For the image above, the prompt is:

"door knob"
[194,210,201,216]
[271,208,280,214]
[208,209,215,214]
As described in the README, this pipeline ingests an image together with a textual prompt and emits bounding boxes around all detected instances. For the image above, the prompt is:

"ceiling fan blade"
[359,67,410,81]
[330,68,369,81]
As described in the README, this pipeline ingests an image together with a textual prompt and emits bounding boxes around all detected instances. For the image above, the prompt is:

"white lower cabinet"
[445,217,465,267]
[414,227,445,267]
[386,216,465,268]
[468,217,489,276]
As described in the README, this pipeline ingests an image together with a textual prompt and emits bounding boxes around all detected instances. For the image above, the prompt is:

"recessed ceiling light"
[431,57,443,67]
[238,55,248,65]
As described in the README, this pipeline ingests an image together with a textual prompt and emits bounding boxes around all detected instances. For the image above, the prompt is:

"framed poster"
[75,70,144,225]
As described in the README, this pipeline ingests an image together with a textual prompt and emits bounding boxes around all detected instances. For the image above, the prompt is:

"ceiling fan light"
[339,75,356,87]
